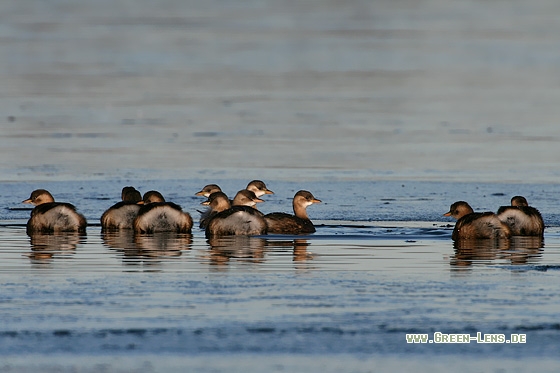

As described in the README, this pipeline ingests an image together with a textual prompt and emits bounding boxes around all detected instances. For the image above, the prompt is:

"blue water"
[3,0,560,370]
[1,179,560,372]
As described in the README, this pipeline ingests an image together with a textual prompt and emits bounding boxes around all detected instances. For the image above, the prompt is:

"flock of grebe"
[22,180,321,238]
[21,181,544,240]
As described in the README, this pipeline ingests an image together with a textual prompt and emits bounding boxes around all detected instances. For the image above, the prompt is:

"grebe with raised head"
[265,190,321,234]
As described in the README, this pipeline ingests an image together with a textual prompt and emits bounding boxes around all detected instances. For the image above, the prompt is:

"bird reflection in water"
[293,239,312,263]
[450,236,544,269]
[507,236,544,265]
[265,238,313,263]
[135,232,192,258]
[205,236,266,267]
[101,230,192,266]
[26,231,85,264]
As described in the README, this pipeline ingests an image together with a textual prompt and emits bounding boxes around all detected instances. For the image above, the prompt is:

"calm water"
[1,179,560,372]
[3,0,560,183]
[3,0,560,371]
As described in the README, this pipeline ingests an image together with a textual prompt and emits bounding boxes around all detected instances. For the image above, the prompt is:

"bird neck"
[293,202,309,220]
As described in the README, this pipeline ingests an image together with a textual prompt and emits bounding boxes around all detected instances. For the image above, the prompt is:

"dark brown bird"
[246,180,274,197]
[133,191,192,234]
[265,190,321,234]
[101,186,142,230]
[199,191,231,229]
[444,201,511,240]
[204,190,267,238]
[23,189,87,234]
[195,184,223,198]
[497,196,544,236]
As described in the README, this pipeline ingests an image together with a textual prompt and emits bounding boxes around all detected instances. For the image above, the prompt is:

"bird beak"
[137,201,145,205]
[443,211,451,217]
[264,190,274,195]
[22,198,32,204]
[313,199,322,204]
[195,191,205,196]
[201,201,210,206]
[254,198,265,203]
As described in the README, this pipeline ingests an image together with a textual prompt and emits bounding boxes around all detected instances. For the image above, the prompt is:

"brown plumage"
[444,201,511,240]
[195,184,223,198]
[133,191,193,234]
[246,180,274,197]
[101,186,142,230]
[245,180,273,211]
[497,196,544,236]
[23,189,87,234]
[265,190,321,234]
[204,190,267,238]
[245,180,274,197]
[199,191,231,229]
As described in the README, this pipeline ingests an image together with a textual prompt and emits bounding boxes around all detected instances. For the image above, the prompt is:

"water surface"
[1,179,560,372]
[3,0,560,370]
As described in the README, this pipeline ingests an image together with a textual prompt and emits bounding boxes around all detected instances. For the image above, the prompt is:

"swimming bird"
[199,191,231,229]
[246,180,273,210]
[265,190,321,234]
[23,189,87,234]
[195,184,223,198]
[133,191,193,233]
[444,201,511,240]
[246,180,274,197]
[497,196,544,236]
[121,186,142,201]
[100,186,142,230]
[232,189,265,207]
[196,185,227,227]
[204,190,267,238]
